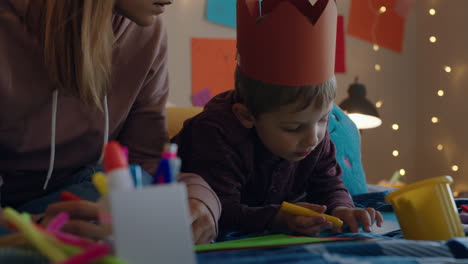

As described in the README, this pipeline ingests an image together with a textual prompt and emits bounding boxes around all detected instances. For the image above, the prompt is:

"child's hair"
[27,0,115,111]
[234,68,336,117]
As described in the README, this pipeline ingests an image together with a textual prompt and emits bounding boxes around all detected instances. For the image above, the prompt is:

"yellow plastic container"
[385,176,465,241]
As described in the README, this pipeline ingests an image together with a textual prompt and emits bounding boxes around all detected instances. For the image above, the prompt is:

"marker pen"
[152,143,181,184]
[152,157,171,184]
[104,141,134,191]
[92,172,108,196]
[130,164,143,188]
[167,143,181,182]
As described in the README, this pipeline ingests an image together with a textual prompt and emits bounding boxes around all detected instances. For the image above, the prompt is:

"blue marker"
[167,144,181,183]
[152,143,181,184]
[152,157,172,184]
[130,164,143,188]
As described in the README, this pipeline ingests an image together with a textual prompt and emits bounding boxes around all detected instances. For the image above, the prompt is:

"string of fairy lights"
[426,7,461,195]
[370,4,459,185]
[367,2,407,179]
[426,7,460,178]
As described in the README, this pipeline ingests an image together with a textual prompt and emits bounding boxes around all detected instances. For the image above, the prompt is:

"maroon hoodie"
[173,91,354,233]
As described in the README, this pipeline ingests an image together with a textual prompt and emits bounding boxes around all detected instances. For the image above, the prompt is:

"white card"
[110,183,196,264]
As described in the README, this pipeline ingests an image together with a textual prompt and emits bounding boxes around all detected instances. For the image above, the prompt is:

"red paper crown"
[237,0,337,86]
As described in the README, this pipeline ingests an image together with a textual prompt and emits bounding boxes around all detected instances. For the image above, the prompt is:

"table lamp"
[339,77,382,129]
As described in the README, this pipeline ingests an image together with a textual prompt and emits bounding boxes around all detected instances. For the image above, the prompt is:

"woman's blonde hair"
[28,0,115,110]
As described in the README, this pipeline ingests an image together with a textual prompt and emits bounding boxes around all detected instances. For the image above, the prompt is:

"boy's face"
[254,101,333,162]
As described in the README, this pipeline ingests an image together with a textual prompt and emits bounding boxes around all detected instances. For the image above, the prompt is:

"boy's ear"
[232,103,255,128]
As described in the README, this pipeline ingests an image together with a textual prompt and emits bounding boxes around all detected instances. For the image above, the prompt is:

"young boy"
[173,0,383,236]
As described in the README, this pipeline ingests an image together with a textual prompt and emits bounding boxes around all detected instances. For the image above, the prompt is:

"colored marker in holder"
[130,164,143,188]
[104,141,134,191]
[152,143,181,184]
[92,172,109,196]
[152,158,172,184]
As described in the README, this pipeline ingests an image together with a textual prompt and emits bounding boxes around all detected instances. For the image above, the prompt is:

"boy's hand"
[271,202,333,236]
[331,206,383,233]
[41,200,111,240]
[189,198,216,245]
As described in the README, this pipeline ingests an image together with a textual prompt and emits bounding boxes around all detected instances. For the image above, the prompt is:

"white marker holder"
[110,183,196,264]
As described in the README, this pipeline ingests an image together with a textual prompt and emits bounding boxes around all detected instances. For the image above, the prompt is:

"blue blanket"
[198,192,468,263]
[1,192,467,263]
[198,238,468,263]
[1,238,467,263]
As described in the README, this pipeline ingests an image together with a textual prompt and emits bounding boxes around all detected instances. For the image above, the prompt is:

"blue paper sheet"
[205,0,237,28]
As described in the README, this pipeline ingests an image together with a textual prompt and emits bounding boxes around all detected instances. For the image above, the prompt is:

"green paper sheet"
[195,234,349,252]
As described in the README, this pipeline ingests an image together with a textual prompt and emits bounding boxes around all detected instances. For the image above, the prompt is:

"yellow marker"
[3,207,68,262]
[280,201,343,228]
[92,172,109,195]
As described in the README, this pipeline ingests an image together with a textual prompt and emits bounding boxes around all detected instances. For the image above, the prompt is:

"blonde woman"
[0,0,220,244]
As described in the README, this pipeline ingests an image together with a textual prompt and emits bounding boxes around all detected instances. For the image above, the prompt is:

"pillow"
[328,104,368,195]
[166,107,203,139]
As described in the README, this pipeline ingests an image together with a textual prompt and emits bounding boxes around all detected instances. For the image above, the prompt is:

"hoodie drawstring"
[98,95,109,165]
[43,92,109,190]
[42,89,58,190]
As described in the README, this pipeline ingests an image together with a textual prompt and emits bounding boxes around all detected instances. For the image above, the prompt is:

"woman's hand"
[40,200,111,240]
[189,198,217,244]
